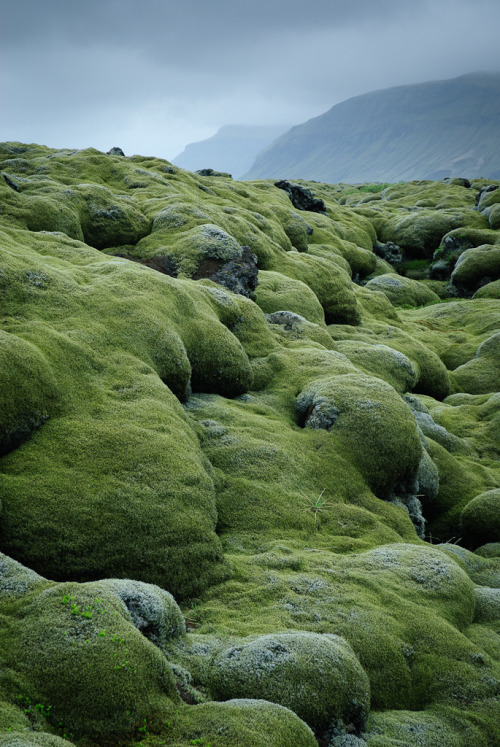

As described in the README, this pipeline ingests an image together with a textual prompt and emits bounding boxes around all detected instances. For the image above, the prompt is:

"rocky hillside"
[173,125,288,180]
[0,144,500,747]
[244,73,500,182]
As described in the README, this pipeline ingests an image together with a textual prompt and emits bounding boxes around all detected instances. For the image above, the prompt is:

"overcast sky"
[1,0,500,160]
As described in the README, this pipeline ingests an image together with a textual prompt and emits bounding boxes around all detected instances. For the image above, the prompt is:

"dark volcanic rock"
[443,177,471,188]
[193,246,258,298]
[2,173,19,191]
[113,254,178,277]
[475,184,498,207]
[430,232,475,280]
[429,259,449,281]
[274,180,327,214]
[107,147,125,156]
[373,240,402,267]
[196,168,233,178]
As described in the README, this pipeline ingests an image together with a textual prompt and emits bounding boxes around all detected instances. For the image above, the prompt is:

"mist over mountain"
[173,124,289,179]
[244,73,500,183]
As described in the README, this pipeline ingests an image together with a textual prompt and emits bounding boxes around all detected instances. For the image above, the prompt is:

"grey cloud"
[1,0,500,160]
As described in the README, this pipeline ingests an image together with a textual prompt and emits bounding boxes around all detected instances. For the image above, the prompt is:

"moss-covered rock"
[378,210,480,259]
[461,489,500,546]
[452,331,500,394]
[207,632,370,731]
[75,184,150,249]
[296,374,422,498]
[474,279,500,299]
[335,341,418,393]
[255,270,325,324]
[166,698,317,746]
[450,245,500,296]
[99,578,186,647]
[364,705,495,746]
[364,274,440,307]
[7,579,178,740]
[0,331,59,456]
[0,734,75,746]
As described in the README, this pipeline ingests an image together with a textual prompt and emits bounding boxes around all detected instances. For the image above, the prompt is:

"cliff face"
[244,73,500,182]
[0,142,499,746]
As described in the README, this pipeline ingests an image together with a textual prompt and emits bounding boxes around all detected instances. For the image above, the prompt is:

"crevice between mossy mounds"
[0,413,50,457]
[2,172,19,191]
[112,252,179,277]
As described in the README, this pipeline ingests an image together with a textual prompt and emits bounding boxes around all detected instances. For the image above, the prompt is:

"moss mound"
[207,632,370,730]
[364,274,440,307]
[461,489,500,546]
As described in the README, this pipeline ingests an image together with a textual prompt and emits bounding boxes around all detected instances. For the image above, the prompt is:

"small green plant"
[301,489,332,529]
[81,605,94,619]
[184,603,210,629]
[63,595,107,619]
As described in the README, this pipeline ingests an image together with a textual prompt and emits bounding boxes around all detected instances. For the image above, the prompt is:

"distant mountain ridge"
[173,124,289,179]
[243,73,500,183]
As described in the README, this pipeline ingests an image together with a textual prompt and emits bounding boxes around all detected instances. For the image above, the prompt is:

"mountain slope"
[244,73,500,182]
[173,124,288,179]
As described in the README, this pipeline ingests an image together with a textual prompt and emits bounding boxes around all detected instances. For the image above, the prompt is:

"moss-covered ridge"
[0,142,499,745]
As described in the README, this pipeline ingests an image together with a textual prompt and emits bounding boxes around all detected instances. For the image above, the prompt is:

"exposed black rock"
[443,177,471,188]
[107,147,125,156]
[373,240,402,267]
[196,168,233,178]
[2,173,19,191]
[113,253,178,277]
[430,232,475,279]
[475,183,498,207]
[193,246,258,298]
[274,180,327,213]
[429,259,449,280]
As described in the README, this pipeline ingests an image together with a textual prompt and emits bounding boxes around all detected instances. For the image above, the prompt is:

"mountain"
[173,124,289,179]
[244,72,500,182]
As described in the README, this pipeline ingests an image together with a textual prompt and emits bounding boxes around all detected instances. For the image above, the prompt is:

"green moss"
[7,580,178,740]
[474,279,500,298]
[461,490,500,546]
[365,705,494,746]
[451,245,500,294]
[353,285,400,322]
[334,341,418,393]
[452,332,500,394]
[364,274,440,307]
[329,323,451,400]
[0,331,59,455]
[378,210,485,259]
[0,734,75,746]
[255,270,325,324]
[264,311,335,349]
[266,251,361,325]
[206,632,370,730]
[74,184,151,249]
[1,144,499,747]
[475,543,500,559]
[162,698,317,746]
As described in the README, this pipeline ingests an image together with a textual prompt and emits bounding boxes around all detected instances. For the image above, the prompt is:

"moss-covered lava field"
[0,143,499,746]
